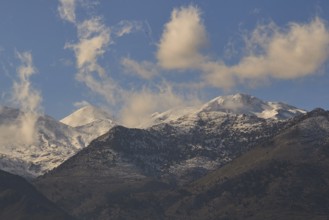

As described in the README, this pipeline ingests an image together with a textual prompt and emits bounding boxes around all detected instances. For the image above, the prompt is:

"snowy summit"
[200,93,306,120]
[60,105,115,128]
[146,93,306,128]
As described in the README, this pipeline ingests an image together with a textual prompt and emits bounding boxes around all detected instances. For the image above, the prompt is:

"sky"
[1,0,329,127]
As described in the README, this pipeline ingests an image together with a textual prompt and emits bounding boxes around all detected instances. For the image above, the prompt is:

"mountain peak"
[144,93,306,128]
[200,93,265,114]
[60,105,114,127]
[307,108,328,117]
[199,93,305,120]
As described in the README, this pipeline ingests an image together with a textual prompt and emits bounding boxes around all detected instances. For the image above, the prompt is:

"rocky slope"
[35,108,329,220]
[0,169,74,220]
[0,94,303,178]
[34,94,307,219]
[165,108,329,220]
[0,105,115,178]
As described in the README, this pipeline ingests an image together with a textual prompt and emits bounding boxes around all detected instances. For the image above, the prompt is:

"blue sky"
[1,0,329,126]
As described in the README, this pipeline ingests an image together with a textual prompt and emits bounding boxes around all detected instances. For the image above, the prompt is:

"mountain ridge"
[0,94,305,178]
[34,108,329,219]
[165,108,329,219]
[34,98,311,219]
[0,105,116,178]
[143,93,305,128]
[60,105,115,128]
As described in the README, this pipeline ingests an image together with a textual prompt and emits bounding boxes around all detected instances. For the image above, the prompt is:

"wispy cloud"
[144,20,155,45]
[115,20,143,37]
[13,52,42,113]
[58,0,76,23]
[74,100,90,108]
[0,52,42,146]
[68,17,110,68]
[121,57,158,79]
[120,83,200,127]
[64,13,120,105]
[250,8,262,15]
[59,0,196,127]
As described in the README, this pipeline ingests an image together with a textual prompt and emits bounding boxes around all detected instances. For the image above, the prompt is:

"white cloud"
[157,5,207,69]
[203,18,329,88]
[157,7,329,89]
[120,84,198,127]
[65,16,120,104]
[121,57,158,79]
[115,20,143,37]
[13,52,42,113]
[232,17,329,79]
[74,100,90,108]
[58,0,76,23]
[58,2,329,127]
[68,17,110,68]
[0,52,42,146]
[201,61,235,90]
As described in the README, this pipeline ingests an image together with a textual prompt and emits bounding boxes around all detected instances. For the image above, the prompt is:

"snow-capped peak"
[145,93,306,128]
[200,93,266,114]
[199,93,305,120]
[60,105,116,142]
[139,107,199,128]
[0,105,117,178]
[60,105,114,127]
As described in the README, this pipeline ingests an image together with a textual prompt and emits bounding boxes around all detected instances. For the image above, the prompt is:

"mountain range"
[143,93,305,127]
[2,93,328,219]
[0,93,304,178]
[34,108,329,220]
[0,105,116,178]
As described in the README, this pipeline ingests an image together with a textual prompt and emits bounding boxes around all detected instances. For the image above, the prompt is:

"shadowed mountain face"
[34,109,329,219]
[0,169,74,220]
[33,123,279,218]
[165,109,329,220]
[34,127,172,219]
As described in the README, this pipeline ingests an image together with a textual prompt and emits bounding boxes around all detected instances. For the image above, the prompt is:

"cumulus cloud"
[157,5,207,69]
[58,0,76,23]
[233,17,329,79]
[121,57,158,79]
[158,6,329,89]
[0,52,42,146]
[204,17,329,88]
[200,61,235,90]
[115,20,143,37]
